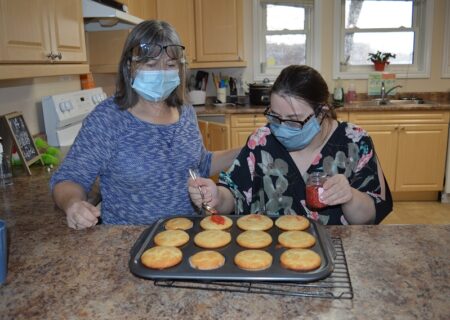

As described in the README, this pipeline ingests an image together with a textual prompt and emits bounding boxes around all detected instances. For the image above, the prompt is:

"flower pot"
[373,61,387,71]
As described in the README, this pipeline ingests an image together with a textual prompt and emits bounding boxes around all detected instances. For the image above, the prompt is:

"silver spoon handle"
[189,168,206,202]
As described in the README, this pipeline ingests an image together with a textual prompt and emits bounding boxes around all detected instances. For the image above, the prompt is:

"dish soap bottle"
[346,83,357,103]
[333,77,344,107]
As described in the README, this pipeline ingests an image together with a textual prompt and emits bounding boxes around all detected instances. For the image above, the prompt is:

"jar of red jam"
[306,172,328,210]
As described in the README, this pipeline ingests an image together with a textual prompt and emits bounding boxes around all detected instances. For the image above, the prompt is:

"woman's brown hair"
[271,65,336,119]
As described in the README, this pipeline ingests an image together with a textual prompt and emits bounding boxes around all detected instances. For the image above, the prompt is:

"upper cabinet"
[0,0,88,80]
[192,0,245,68]
[116,0,156,20]
[0,0,86,63]
[154,0,196,66]
[87,0,246,72]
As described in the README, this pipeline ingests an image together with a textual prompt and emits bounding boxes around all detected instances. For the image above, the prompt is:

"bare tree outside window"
[343,0,415,66]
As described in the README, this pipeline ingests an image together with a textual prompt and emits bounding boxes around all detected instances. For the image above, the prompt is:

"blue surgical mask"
[132,69,180,102]
[270,116,321,151]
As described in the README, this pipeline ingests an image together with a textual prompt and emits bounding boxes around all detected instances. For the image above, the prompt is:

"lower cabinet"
[348,111,450,193]
[229,114,266,148]
[198,120,229,151]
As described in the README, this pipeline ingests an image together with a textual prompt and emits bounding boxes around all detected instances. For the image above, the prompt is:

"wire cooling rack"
[154,238,353,299]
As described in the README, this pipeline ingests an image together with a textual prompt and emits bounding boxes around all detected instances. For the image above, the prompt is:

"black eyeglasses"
[264,107,315,129]
[132,43,185,61]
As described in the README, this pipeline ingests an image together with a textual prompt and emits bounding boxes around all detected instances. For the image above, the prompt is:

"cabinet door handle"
[46,52,54,60]
[55,52,62,60]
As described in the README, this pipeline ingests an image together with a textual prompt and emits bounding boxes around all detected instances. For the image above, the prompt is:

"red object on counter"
[211,215,225,225]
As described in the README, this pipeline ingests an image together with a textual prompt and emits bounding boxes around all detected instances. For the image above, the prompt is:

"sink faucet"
[380,81,403,104]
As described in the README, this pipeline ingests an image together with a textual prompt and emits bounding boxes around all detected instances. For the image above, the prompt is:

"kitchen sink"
[353,98,435,107]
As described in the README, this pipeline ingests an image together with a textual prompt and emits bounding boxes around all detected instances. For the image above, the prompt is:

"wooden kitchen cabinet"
[349,111,449,194]
[137,0,246,68]
[198,120,229,151]
[229,114,266,148]
[198,119,229,181]
[119,0,156,20]
[155,0,196,66]
[0,0,88,79]
[336,111,348,122]
[192,0,245,68]
[0,0,86,62]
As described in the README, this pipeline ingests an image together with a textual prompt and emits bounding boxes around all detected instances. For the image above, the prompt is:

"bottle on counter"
[346,83,357,103]
[332,77,345,107]
[0,137,13,187]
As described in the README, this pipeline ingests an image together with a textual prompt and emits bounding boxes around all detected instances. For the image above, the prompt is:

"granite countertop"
[196,101,450,115]
[1,168,449,319]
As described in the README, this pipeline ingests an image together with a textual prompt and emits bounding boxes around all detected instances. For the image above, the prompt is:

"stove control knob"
[59,102,66,113]
[66,101,74,111]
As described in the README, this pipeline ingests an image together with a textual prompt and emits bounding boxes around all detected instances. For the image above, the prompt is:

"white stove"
[42,88,107,146]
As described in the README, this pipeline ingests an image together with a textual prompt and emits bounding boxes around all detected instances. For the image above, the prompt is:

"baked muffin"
[280,248,321,271]
[275,215,310,231]
[236,230,272,249]
[234,250,273,271]
[189,250,225,270]
[164,217,194,230]
[236,214,273,231]
[278,230,316,249]
[194,230,232,249]
[200,215,233,230]
[141,246,183,269]
[153,229,190,247]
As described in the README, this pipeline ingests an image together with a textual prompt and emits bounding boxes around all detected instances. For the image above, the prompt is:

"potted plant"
[368,51,396,71]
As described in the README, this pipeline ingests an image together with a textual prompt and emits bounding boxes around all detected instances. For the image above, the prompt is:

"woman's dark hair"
[271,65,336,119]
[114,20,186,110]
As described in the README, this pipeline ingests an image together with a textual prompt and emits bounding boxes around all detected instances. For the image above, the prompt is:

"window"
[253,0,320,81]
[333,0,434,79]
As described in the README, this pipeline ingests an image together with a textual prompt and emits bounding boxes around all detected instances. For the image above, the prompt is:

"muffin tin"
[129,215,336,282]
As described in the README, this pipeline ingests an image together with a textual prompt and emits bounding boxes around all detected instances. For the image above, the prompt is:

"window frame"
[252,0,322,82]
[442,0,450,78]
[332,0,434,80]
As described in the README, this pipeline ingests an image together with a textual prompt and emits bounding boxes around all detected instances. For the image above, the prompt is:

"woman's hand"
[66,200,100,230]
[188,176,219,209]
[320,174,353,206]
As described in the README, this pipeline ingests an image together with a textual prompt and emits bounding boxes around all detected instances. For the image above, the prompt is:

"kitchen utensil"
[188,168,218,215]
[195,71,209,90]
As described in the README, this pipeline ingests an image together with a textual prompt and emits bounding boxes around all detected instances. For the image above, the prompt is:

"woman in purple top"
[51,20,240,228]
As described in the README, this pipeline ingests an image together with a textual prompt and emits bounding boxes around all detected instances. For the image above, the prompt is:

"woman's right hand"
[66,200,100,230]
[188,176,219,209]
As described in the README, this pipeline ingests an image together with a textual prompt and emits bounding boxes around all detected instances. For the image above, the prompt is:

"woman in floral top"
[188,65,392,225]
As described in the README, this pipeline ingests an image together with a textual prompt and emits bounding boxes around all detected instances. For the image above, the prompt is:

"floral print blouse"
[218,122,393,225]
